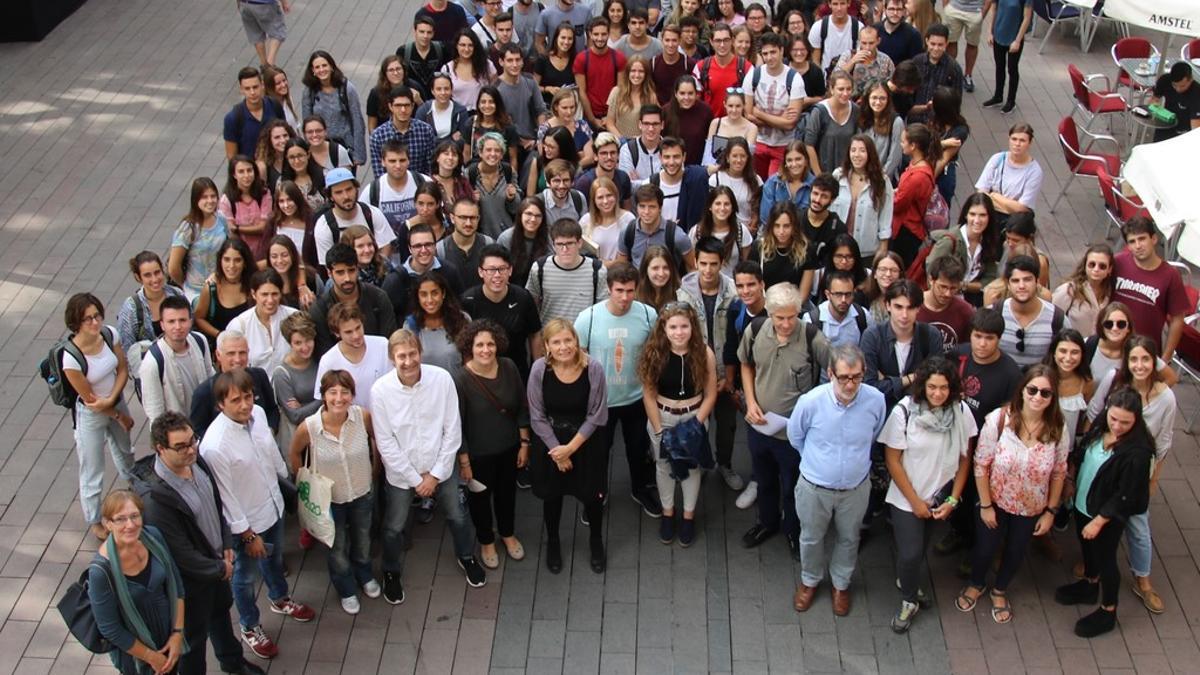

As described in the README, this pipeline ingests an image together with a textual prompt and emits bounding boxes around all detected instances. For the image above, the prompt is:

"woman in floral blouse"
[956,364,1068,625]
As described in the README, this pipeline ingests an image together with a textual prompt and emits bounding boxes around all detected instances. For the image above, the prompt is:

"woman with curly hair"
[637,302,717,547]
[637,246,682,311]
[1052,244,1115,339]
[254,119,295,191]
[751,201,808,289]
[404,270,471,369]
[440,28,498,110]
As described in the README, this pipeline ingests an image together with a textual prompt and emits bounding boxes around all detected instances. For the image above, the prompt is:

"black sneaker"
[659,515,676,544]
[741,524,777,548]
[545,539,563,574]
[383,572,405,605]
[589,540,606,573]
[933,529,967,556]
[982,95,1003,108]
[1074,607,1116,638]
[1001,102,1016,114]
[963,75,975,93]
[678,519,696,548]
[631,487,663,518]
[515,467,532,490]
[458,556,487,588]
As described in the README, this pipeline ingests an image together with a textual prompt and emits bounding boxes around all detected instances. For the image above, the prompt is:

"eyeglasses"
[833,372,864,384]
[454,214,479,222]
[386,66,405,74]
[725,86,744,94]
[82,313,104,324]
[552,240,580,249]
[874,267,899,277]
[712,37,732,43]
[1102,319,1129,330]
[662,301,696,314]
[109,513,143,526]
[166,437,198,452]
[828,291,854,299]
[410,242,436,250]
[1025,385,1054,400]
[480,266,511,276]
[1014,328,1026,353]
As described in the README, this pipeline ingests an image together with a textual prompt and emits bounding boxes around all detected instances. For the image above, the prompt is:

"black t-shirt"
[1153,77,1200,141]
[949,343,1022,428]
[460,283,543,377]
[701,292,718,347]
[875,21,924,66]
[753,240,805,289]
[800,212,848,271]
[397,41,449,98]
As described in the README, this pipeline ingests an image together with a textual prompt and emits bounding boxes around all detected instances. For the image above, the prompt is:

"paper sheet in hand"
[750,412,789,436]
[467,479,488,493]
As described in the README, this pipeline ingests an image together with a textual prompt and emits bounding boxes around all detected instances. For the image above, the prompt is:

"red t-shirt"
[1112,250,1191,350]
[573,48,627,118]
[917,297,976,352]
[695,56,748,117]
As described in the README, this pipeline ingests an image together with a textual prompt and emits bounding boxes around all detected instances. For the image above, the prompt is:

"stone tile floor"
[0,0,1198,672]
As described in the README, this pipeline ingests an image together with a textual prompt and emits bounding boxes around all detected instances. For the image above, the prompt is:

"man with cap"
[311,167,397,271]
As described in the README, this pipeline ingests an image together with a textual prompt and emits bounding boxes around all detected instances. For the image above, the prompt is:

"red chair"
[1182,39,1200,61]
[1050,116,1122,214]
[1067,64,1127,132]
[1095,166,1146,241]
[1111,37,1158,99]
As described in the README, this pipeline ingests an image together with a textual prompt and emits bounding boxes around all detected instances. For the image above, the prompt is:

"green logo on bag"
[298,482,323,517]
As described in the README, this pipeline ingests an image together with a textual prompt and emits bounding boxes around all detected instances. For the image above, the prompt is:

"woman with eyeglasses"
[703,90,758,166]
[752,201,808,290]
[813,233,867,300]
[1056,387,1153,637]
[498,197,553,286]
[368,55,424,133]
[301,115,353,172]
[280,137,329,212]
[404,270,471,370]
[708,137,761,233]
[637,245,683,311]
[62,294,136,541]
[861,252,904,324]
[1081,334,1176,615]
[879,356,976,633]
[957,364,1068,625]
[804,72,857,175]
[787,34,825,112]
[665,75,714,167]
[1052,245,1115,339]
[857,81,904,179]
[638,288,718,548]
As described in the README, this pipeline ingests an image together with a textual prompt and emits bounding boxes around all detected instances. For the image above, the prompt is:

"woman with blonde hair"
[580,177,635,263]
[906,0,940,35]
[605,56,657,139]
[637,302,717,547]
[527,319,610,574]
[751,201,808,289]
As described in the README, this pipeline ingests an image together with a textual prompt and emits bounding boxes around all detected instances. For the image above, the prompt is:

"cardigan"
[527,357,609,450]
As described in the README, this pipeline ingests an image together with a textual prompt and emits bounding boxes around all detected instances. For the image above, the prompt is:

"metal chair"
[1032,0,1082,53]
[1067,64,1127,133]
[1182,39,1200,62]
[1051,116,1121,213]
[1095,165,1145,241]
[1110,37,1159,101]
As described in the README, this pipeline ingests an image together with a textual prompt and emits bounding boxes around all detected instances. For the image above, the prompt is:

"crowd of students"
[56,0,1198,671]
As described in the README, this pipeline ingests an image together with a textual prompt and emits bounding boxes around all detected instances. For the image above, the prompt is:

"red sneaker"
[269,597,315,622]
[241,624,278,659]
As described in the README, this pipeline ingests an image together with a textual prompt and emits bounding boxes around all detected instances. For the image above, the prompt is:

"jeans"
[178,576,243,674]
[748,427,801,536]
[603,401,655,491]
[75,401,135,524]
[382,475,475,574]
[328,491,375,599]
[231,518,289,629]
[936,164,957,205]
[1124,511,1152,578]
[466,448,519,545]
[890,506,934,603]
[992,39,1024,105]
[1077,508,1126,606]
[649,407,702,514]
[794,476,870,590]
[969,504,1036,592]
[712,391,737,469]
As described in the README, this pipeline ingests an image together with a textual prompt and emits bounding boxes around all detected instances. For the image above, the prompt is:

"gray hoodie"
[676,271,738,381]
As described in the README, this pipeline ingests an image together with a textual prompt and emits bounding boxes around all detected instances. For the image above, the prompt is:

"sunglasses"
[1025,385,1054,399]
[1086,261,1109,270]
[1102,319,1129,330]
[1014,328,1026,353]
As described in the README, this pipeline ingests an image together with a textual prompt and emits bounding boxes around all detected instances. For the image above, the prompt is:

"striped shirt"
[525,256,610,324]
[998,298,1069,368]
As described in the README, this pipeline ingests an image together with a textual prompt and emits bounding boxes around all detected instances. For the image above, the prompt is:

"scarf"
[910,400,968,469]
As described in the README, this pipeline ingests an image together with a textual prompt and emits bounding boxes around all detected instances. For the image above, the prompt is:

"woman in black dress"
[527,318,609,574]
[193,238,255,351]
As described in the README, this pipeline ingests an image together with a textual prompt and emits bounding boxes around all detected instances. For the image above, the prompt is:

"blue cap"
[325,167,356,186]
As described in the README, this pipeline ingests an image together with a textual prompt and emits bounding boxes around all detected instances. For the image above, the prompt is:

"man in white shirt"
[370,329,487,603]
[200,370,315,659]
[139,295,214,421]
[314,167,396,269]
[743,32,804,178]
[808,0,863,71]
[365,141,427,263]
[473,0,504,47]
[314,303,391,408]
[226,271,299,377]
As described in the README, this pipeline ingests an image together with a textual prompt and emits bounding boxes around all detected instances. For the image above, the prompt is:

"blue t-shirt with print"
[574,300,658,407]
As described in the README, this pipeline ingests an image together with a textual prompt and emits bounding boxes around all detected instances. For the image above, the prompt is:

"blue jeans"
[747,427,800,537]
[232,519,289,629]
[328,491,376,598]
[1124,511,1152,578]
[74,401,134,524]
[381,475,475,574]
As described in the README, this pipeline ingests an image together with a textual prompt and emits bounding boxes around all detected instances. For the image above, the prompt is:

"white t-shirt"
[373,174,424,231]
[688,221,753,277]
[62,326,121,399]
[581,211,636,262]
[742,66,805,147]
[708,171,756,230]
[894,340,912,373]
[278,225,306,253]
[808,17,863,70]
[877,397,978,512]
[659,177,682,223]
[313,203,396,265]
[314,335,392,409]
[431,104,455,138]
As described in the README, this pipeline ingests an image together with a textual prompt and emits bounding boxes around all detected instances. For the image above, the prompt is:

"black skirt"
[530,417,609,502]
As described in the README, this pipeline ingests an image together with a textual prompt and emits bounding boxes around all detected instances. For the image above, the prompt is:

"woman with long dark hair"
[404,270,471,369]
[927,86,970,204]
[415,73,469,142]
[301,50,366,164]
[861,251,904,323]
[537,89,596,167]
[1052,245,1115,339]
[957,365,1067,625]
[406,182,450,243]
[1042,329,1095,447]
[758,140,814,223]
[879,356,976,633]
[857,81,904,178]
[270,179,313,254]
[664,75,714,167]
[262,65,301,131]
[194,238,256,348]
[367,55,424,132]
[832,134,893,265]
[637,302,718,547]
[219,154,273,261]
[691,186,753,277]
[814,233,867,298]
[1056,387,1153,637]
[533,23,578,107]
[280,137,329,211]
[787,33,825,111]
[708,137,761,233]
[260,234,317,310]
[461,85,521,175]
[168,177,228,300]
[525,125,580,196]
[499,197,552,286]
[926,193,1002,306]
[227,269,299,376]
[441,29,498,110]
[891,123,937,267]
[636,245,683,311]
[431,140,475,219]
[116,251,187,350]
[300,115,353,172]
[751,201,808,289]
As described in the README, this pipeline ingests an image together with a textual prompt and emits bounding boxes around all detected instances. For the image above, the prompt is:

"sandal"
[502,537,525,561]
[480,545,500,570]
[956,585,985,612]
[990,591,1013,624]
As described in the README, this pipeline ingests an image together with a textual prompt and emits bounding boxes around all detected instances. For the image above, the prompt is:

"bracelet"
[1045,505,1060,515]
[979,503,993,510]
[520,439,531,445]
[171,628,183,635]
[944,495,959,508]
[241,533,258,544]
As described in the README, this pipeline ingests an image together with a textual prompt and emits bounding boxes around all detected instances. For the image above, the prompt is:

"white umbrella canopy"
[1101,0,1200,39]
[1123,127,1200,241]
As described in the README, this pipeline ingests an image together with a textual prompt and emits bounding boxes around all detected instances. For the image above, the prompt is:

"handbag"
[296,438,336,547]
[57,561,118,653]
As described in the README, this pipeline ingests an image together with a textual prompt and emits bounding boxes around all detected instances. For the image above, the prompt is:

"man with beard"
[917,255,974,351]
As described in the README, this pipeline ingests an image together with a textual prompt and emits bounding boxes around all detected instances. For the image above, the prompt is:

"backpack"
[989,300,1066,341]
[403,40,446,69]
[924,188,950,234]
[750,66,799,99]
[39,326,116,412]
[466,160,516,188]
[582,47,620,77]
[534,255,603,304]
[747,314,823,389]
[622,218,684,274]
[318,202,377,251]
[1083,335,1100,368]
[127,332,210,403]
[818,16,860,75]
[806,304,868,336]
[698,56,749,94]
[229,98,283,151]
[366,172,428,208]
[905,228,958,290]
[540,188,586,218]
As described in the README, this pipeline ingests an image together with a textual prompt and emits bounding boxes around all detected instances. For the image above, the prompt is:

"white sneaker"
[362,579,382,599]
[735,481,758,509]
[340,595,361,615]
[717,465,746,491]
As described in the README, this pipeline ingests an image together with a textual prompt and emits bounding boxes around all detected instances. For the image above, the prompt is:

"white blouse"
[305,405,374,504]
[228,306,299,380]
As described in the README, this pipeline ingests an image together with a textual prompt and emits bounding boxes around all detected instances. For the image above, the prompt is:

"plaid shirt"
[369,118,436,178]
[910,53,963,119]
[833,51,895,97]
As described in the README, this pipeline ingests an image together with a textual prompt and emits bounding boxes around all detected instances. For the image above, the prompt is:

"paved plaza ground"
[0,0,1199,672]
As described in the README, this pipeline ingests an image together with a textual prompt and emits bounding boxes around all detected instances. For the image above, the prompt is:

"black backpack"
[621,218,683,274]
[806,304,868,335]
[534,255,603,304]
[750,65,799,94]
[698,56,749,94]
[318,201,377,250]
[39,326,116,411]
[747,314,823,389]
[818,16,860,75]
[129,332,210,403]
[366,172,428,208]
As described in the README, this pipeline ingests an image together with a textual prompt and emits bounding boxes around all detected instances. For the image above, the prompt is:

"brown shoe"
[832,587,851,616]
[793,584,816,612]
[1133,575,1165,614]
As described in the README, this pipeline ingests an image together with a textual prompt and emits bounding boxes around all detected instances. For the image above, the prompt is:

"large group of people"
[57,0,1198,671]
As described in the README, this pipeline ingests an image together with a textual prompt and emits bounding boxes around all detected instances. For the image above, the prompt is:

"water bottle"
[1149,52,1160,74]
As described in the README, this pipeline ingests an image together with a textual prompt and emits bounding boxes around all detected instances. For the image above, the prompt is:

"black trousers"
[178,575,243,674]
[603,401,655,490]
[544,495,604,545]
[992,40,1024,105]
[1076,508,1127,607]
[969,504,1037,592]
[466,447,519,545]
[713,390,738,468]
